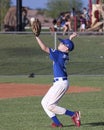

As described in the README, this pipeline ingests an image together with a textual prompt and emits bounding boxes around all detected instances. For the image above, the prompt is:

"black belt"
[53,77,67,82]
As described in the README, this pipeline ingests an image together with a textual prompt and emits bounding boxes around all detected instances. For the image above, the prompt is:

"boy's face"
[58,43,69,52]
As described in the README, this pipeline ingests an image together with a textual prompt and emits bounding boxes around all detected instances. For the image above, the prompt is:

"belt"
[53,77,67,82]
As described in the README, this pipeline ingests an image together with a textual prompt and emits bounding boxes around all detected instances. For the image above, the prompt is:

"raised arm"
[35,36,50,53]
[69,32,78,40]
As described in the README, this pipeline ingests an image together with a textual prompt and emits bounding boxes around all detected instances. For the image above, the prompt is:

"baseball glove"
[31,18,41,36]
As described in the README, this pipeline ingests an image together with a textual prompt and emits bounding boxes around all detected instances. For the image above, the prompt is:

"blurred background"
[0,0,104,32]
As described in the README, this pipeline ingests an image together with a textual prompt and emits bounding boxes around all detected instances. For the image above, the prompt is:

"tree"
[0,0,11,30]
[46,0,83,18]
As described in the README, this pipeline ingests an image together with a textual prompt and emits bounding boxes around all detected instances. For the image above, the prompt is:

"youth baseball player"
[35,32,81,128]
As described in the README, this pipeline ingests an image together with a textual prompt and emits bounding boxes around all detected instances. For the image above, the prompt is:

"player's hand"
[69,32,78,40]
[31,18,41,37]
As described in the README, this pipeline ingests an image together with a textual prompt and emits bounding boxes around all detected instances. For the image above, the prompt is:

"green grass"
[0,75,104,130]
[0,34,104,130]
[0,34,104,75]
[0,75,104,87]
[0,90,103,130]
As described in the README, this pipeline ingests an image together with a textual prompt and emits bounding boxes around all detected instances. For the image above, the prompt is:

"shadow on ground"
[63,122,104,127]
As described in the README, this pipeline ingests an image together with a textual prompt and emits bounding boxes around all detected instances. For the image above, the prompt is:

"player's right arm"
[35,36,50,54]
[69,32,77,40]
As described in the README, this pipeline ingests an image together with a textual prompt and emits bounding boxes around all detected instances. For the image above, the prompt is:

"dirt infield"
[0,83,101,99]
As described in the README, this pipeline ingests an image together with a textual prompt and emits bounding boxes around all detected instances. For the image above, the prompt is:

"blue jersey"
[49,48,69,78]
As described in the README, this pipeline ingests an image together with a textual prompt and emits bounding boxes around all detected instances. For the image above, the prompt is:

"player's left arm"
[35,36,50,54]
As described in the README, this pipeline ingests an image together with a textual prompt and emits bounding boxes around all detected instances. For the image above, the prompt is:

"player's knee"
[47,104,55,111]
[41,98,56,112]
[41,98,46,108]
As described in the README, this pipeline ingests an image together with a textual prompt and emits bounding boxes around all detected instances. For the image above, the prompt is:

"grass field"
[0,75,104,130]
[0,33,104,130]
[0,34,104,75]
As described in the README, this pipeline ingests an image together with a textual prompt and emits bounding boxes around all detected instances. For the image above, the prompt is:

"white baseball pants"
[41,79,69,118]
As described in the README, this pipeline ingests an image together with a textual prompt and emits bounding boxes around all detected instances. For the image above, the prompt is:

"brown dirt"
[0,83,101,99]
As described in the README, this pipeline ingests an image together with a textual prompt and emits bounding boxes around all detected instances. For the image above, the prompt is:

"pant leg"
[41,80,69,118]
